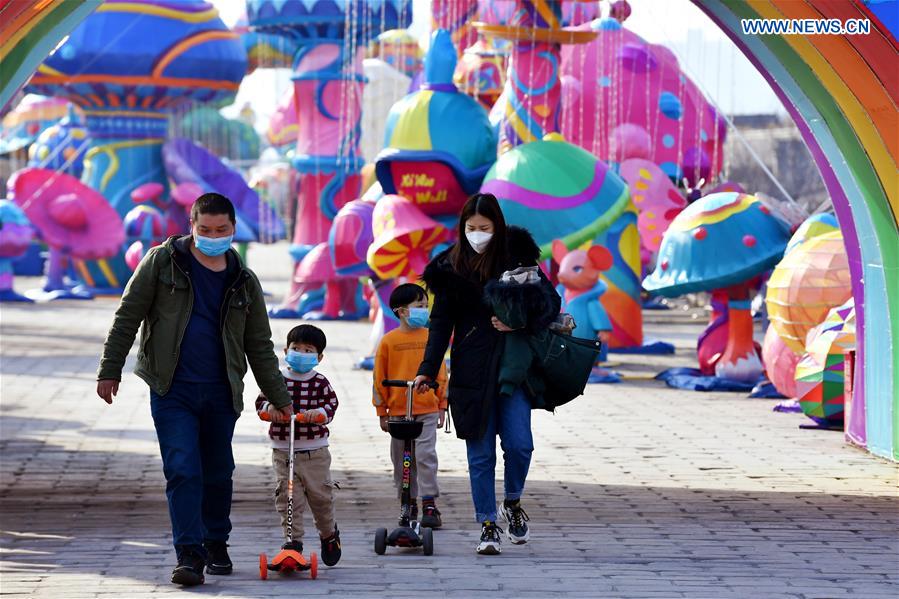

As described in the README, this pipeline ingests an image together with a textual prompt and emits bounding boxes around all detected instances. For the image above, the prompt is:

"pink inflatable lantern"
[291,242,359,321]
[561,17,726,186]
[9,168,125,300]
[762,324,800,399]
[618,158,686,267]
[329,199,375,277]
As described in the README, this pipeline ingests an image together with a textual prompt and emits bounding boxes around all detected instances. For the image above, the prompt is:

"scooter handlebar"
[382,379,438,390]
[258,412,303,423]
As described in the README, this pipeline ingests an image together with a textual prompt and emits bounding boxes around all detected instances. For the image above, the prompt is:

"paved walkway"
[1,244,897,598]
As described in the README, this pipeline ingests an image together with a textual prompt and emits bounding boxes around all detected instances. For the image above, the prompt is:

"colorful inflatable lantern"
[476,0,597,149]
[560,16,726,185]
[25,0,246,292]
[366,195,449,280]
[766,230,852,354]
[0,199,35,302]
[433,0,480,52]
[27,106,90,178]
[553,240,614,360]
[454,37,508,110]
[644,193,790,382]
[266,87,300,151]
[9,168,125,301]
[0,96,74,156]
[795,298,856,426]
[375,29,423,78]
[162,138,284,243]
[762,324,800,399]
[482,134,642,348]
[376,29,497,218]
[618,158,686,268]
[329,200,376,277]
[361,59,412,164]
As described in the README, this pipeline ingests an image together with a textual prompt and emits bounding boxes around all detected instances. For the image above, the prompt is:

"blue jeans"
[465,388,534,523]
[150,381,237,555]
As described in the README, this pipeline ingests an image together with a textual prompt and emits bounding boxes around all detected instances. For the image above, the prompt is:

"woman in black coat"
[413,193,560,555]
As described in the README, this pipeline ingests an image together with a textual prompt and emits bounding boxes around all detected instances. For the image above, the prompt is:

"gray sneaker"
[499,500,530,544]
[476,521,503,555]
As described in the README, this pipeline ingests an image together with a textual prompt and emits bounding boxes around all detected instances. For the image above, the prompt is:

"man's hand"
[379,415,389,432]
[97,379,119,404]
[267,403,294,423]
[437,409,446,428]
[598,330,611,344]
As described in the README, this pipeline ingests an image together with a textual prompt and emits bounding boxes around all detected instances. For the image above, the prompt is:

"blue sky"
[215,0,785,127]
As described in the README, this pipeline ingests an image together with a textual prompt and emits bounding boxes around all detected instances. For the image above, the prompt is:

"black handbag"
[530,326,601,411]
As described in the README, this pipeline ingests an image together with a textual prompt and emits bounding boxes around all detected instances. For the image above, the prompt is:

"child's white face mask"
[466,231,493,254]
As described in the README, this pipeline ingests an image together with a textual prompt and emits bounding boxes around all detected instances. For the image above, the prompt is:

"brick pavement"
[1,243,897,598]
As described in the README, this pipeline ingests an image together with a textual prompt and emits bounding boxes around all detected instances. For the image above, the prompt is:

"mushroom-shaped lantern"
[9,168,125,300]
[644,192,791,382]
[0,199,35,302]
[366,195,449,280]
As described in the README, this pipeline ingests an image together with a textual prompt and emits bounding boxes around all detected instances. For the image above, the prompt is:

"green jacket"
[97,235,291,413]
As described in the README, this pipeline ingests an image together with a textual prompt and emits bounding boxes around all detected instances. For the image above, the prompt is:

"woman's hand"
[413,375,433,394]
[491,316,515,332]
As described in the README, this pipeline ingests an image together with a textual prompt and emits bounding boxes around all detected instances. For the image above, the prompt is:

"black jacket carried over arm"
[417,226,561,440]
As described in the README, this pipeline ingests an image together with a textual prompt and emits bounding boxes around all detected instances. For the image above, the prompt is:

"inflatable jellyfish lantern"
[560,17,727,185]
[481,134,643,348]
[766,230,852,355]
[25,0,247,292]
[644,193,791,382]
[376,29,497,219]
[0,199,35,302]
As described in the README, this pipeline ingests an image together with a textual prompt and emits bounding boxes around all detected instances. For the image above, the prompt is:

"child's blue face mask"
[286,350,319,373]
[195,234,233,257]
[406,307,430,329]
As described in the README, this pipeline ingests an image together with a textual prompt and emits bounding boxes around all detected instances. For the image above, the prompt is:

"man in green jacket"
[97,193,292,587]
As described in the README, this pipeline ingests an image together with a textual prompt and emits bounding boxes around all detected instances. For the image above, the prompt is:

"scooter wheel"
[422,527,434,556]
[374,527,388,555]
[259,553,268,580]
[309,552,318,579]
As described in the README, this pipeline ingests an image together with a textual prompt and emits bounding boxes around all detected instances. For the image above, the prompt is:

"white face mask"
[466,231,493,254]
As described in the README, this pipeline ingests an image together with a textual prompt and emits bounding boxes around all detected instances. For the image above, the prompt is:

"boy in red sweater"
[256,324,341,566]
[373,284,448,528]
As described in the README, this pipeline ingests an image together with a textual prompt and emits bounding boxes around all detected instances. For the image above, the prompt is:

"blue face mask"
[195,234,233,257]
[286,350,319,373]
[406,307,430,329]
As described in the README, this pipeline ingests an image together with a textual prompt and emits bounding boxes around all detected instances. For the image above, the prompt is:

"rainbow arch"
[0,1,98,110]
[694,0,898,460]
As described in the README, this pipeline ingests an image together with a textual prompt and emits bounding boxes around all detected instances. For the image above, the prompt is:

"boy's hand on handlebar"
[379,415,389,432]
[300,409,327,425]
[412,375,433,394]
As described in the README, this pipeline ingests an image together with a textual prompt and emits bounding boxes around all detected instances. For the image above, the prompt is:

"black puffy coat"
[417,227,561,440]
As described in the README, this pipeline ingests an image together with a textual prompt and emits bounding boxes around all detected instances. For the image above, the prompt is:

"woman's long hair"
[448,193,508,283]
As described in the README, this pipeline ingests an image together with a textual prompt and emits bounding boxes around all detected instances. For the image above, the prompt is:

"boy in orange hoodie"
[373,283,448,529]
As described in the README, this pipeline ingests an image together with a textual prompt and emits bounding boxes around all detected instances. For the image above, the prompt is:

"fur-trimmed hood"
[421,226,541,294]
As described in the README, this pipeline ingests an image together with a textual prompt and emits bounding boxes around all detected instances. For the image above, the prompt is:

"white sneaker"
[499,500,530,544]
[475,521,502,555]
